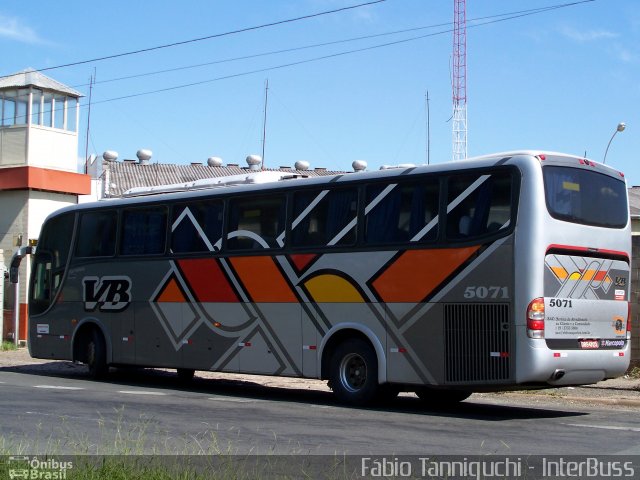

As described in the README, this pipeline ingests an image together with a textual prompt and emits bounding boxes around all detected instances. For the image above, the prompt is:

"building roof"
[629,187,640,218]
[0,68,83,97]
[102,160,343,197]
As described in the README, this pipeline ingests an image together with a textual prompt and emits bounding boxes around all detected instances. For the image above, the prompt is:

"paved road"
[1,364,640,458]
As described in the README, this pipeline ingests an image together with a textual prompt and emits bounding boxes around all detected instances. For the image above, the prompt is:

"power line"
[0,0,597,124]
[0,0,387,80]
[71,0,594,89]
[87,0,596,107]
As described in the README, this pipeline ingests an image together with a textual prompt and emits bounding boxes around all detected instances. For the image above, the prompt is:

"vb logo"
[83,276,132,312]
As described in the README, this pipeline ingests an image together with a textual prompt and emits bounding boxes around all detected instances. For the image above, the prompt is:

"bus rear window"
[543,166,627,228]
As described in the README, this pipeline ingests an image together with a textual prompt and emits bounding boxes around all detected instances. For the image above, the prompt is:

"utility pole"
[84,70,95,174]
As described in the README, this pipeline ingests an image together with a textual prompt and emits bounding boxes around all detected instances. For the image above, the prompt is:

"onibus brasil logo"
[7,456,73,479]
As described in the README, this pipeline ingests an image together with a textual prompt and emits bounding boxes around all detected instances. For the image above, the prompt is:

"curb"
[502,391,640,408]
[560,395,640,408]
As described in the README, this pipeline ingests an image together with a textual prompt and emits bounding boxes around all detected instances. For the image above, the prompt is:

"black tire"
[87,329,108,379]
[329,338,379,406]
[415,387,471,406]
[177,368,195,382]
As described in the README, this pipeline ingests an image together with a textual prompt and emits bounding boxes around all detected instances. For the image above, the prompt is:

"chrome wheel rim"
[339,353,367,393]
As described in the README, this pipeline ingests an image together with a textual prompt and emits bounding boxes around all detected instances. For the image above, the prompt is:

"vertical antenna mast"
[261,79,269,169]
[425,91,431,165]
[452,0,467,161]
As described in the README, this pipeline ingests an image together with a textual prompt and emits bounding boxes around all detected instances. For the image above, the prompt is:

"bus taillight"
[527,298,545,339]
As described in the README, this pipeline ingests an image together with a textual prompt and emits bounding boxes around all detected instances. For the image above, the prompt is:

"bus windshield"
[30,212,75,315]
[543,166,628,228]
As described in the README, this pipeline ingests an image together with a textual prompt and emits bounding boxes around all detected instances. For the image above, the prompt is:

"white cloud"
[0,14,46,44]
[558,25,619,43]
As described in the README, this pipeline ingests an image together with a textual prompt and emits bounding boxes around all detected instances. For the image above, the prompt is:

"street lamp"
[603,122,626,164]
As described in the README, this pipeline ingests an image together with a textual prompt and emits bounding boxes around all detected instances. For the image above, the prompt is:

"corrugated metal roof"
[628,187,640,218]
[0,68,83,97]
[103,161,344,197]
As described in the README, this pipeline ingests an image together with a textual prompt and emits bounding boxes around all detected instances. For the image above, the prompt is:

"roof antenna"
[261,79,269,169]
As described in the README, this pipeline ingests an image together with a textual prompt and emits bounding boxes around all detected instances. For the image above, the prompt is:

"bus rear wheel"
[415,387,471,406]
[86,330,108,379]
[329,338,379,406]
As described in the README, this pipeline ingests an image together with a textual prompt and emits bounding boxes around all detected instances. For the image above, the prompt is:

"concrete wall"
[27,126,78,172]
[0,190,28,267]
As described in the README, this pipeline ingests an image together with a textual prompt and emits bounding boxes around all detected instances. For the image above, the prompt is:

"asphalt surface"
[1,348,639,457]
[2,347,639,408]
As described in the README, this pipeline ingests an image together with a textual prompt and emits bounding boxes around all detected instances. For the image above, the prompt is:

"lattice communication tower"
[452,0,467,161]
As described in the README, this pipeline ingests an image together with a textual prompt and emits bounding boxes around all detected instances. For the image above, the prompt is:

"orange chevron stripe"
[289,253,317,272]
[593,270,607,282]
[550,266,568,280]
[156,276,187,303]
[178,258,238,302]
[229,256,298,303]
[372,246,480,303]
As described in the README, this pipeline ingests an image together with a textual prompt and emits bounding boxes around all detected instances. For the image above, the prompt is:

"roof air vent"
[136,149,153,165]
[103,150,118,162]
[352,160,367,172]
[207,156,223,167]
[246,154,262,171]
[294,160,310,171]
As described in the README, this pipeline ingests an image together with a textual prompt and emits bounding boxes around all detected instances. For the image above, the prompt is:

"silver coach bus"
[27,151,631,405]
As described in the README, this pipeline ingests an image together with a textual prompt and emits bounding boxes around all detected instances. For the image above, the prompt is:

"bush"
[1,341,17,352]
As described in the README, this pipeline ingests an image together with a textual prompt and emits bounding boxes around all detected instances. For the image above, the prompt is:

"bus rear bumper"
[517,336,630,387]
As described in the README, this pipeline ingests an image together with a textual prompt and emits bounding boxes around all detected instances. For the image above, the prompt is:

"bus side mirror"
[9,266,19,284]
[9,246,34,284]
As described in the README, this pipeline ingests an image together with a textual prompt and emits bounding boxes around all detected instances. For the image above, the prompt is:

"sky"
[2,0,639,184]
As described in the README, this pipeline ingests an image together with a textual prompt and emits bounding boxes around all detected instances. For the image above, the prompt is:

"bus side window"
[171,200,223,253]
[291,188,358,248]
[446,172,512,241]
[76,211,117,257]
[30,253,52,315]
[485,174,513,231]
[227,195,286,250]
[365,179,439,245]
[121,207,168,255]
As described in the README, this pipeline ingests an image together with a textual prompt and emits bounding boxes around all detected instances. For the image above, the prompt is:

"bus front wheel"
[86,329,108,379]
[329,338,379,406]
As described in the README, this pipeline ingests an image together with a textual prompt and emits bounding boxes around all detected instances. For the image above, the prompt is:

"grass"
[0,407,356,479]
[626,366,640,380]
[1,341,17,351]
